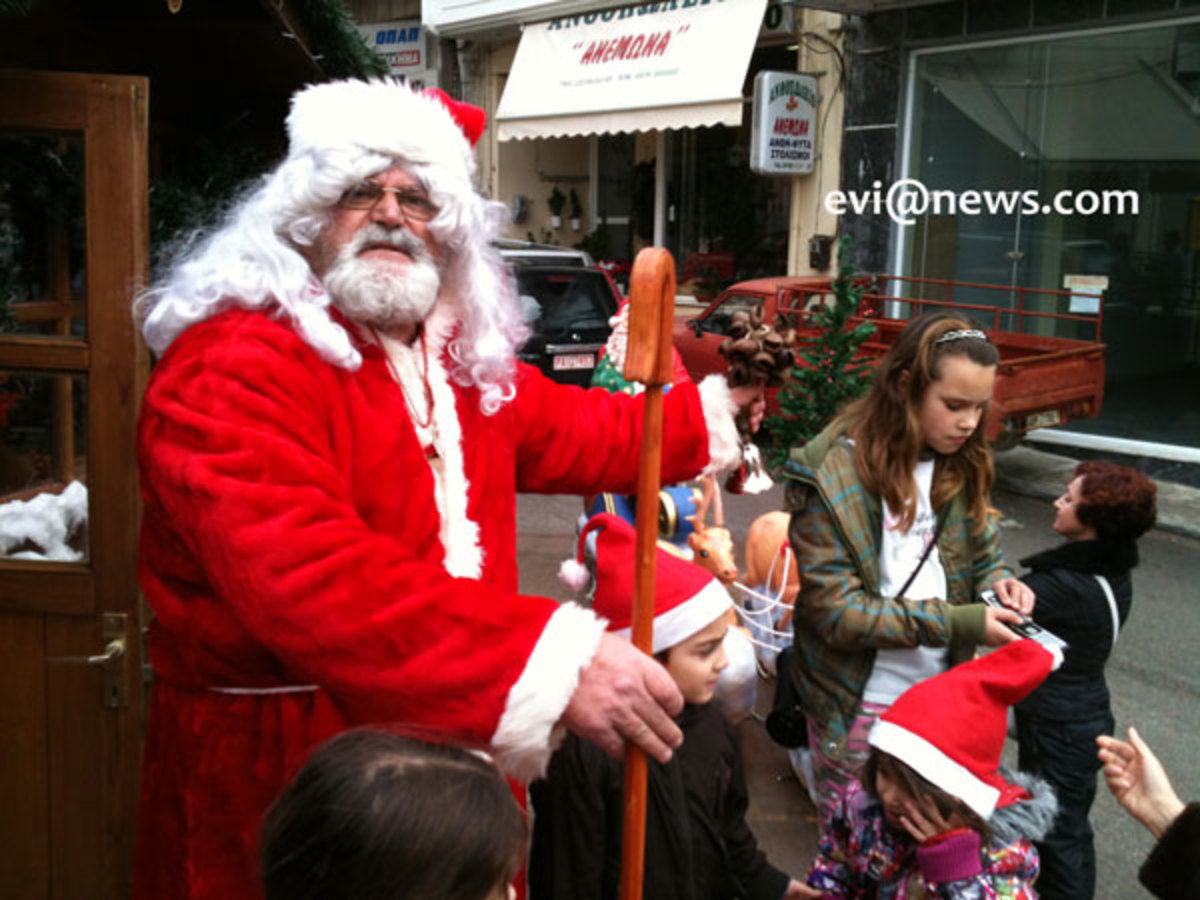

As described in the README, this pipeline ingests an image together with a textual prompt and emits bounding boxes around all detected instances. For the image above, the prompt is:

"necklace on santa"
[372,325,440,461]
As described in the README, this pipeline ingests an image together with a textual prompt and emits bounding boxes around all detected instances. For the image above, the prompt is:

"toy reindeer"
[683,474,738,586]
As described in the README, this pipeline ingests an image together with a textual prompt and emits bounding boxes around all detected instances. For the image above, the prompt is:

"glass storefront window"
[904,21,1200,444]
[595,133,638,271]
[0,131,90,563]
[0,369,89,562]
[0,132,87,340]
[667,123,792,294]
[591,44,795,298]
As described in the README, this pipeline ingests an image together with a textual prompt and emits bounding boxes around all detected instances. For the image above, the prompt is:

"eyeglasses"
[337,180,439,221]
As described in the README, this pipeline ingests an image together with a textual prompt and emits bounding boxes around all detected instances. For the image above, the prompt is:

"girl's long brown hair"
[836,313,999,533]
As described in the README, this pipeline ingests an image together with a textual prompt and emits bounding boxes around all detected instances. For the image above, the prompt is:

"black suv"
[499,243,622,387]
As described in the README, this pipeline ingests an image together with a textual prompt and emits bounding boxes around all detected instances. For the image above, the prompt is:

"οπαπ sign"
[356,20,425,78]
[750,71,817,175]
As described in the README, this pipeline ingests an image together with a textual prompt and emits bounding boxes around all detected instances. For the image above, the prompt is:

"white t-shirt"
[862,457,949,706]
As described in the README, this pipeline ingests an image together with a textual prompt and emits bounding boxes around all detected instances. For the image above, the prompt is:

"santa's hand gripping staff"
[132,80,755,900]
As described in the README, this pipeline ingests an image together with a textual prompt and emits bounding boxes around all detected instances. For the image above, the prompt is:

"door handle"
[46,612,130,708]
[49,638,125,665]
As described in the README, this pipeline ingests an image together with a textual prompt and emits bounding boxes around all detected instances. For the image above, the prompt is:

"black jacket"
[528,703,789,900]
[1140,802,1200,900]
[1016,539,1137,721]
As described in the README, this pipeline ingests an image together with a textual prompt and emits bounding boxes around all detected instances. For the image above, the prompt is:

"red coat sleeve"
[509,364,712,496]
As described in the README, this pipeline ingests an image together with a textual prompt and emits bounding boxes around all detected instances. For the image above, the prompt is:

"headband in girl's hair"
[935,328,989,344]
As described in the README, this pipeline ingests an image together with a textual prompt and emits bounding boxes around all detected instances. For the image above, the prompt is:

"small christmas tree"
[766,235,877,469]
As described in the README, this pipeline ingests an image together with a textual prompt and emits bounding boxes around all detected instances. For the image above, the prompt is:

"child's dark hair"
[863,748,993,845]
[1073,461,1157,544]
[261,729,527,900]
[838,312,1000,534]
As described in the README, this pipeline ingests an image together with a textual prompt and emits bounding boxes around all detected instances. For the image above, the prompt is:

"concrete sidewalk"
[994,445,1200,541]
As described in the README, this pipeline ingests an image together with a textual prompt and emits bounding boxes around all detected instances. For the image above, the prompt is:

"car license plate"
[1027,409,1061,429]
[553,353,595,371]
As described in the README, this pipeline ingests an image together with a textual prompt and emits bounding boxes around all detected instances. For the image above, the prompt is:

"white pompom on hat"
[285,79,486,183]
[867,639,1060,820]
[560,513,731,654]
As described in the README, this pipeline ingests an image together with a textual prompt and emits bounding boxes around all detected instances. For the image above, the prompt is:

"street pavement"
[515,443,1200,897]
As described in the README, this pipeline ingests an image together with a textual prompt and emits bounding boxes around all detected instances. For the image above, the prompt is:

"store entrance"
[904,21,1200,448]
[594,126,791,300]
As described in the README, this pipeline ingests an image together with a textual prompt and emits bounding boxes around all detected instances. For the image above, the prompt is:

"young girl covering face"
[802,640,1061,900]
[782,313,1033,837]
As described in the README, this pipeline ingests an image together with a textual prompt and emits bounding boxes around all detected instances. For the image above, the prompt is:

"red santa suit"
[132,302,730,899]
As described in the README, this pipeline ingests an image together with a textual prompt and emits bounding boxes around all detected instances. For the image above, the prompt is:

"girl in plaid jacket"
[781,313,1035,837]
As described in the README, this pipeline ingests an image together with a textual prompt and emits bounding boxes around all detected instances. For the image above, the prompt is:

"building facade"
[410,0,846,299]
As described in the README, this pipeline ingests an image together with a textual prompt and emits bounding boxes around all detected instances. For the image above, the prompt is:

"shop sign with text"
[355,20,431,84]
[750,70,817,175]
[498,0,767,126]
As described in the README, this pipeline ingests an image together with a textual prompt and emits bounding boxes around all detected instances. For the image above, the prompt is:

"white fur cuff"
[698,375,742,475]
[490,602,607,782]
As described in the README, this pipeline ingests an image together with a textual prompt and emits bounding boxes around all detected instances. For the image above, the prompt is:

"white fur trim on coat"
[491,602,607,782]
[376,303,482,579]
[698,375,742,475]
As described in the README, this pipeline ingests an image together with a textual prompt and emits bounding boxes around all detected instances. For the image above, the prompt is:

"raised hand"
[900,795,958,844]
[1096,726,1185,839]
[729,383,766,434]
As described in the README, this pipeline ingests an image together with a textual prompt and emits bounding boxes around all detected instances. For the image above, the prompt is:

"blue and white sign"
[355,20,434,86]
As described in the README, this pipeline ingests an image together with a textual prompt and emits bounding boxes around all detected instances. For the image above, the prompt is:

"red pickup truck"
[673,274,1107,448]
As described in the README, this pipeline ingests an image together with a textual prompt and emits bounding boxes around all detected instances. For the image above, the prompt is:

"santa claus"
[133,79,754,898]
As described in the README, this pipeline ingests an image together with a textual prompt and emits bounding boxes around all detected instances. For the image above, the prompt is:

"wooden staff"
[619,247,677,900]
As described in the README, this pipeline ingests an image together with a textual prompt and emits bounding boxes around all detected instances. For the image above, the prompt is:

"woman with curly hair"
[1014,460,1158,900]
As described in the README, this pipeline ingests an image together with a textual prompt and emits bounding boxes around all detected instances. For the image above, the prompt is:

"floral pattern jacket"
[806,772,1057,899]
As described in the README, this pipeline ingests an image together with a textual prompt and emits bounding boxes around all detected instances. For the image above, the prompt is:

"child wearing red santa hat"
[803,640,1062,899]
[530,513,808,900]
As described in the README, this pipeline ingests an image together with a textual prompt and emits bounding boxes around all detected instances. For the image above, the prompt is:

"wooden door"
[0,70,149,898]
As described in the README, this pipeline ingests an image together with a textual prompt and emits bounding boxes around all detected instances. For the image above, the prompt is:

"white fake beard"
[322,224,441,330]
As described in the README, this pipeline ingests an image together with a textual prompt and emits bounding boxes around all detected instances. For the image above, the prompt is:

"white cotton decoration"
[0,480,88,562]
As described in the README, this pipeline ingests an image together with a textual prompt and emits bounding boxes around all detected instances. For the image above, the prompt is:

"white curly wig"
[136,79,527,415]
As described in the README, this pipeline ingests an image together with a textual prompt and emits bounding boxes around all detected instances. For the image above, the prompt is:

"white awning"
[496,0,768,141]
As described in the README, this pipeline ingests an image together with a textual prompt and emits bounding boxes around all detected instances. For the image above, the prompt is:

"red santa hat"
[867,640,1060,820]
[560,513,731,654]
[285,78,485,186]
